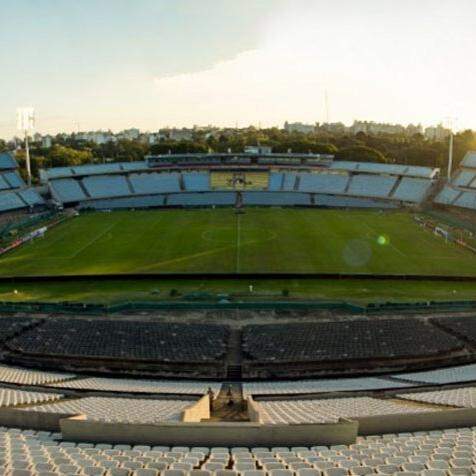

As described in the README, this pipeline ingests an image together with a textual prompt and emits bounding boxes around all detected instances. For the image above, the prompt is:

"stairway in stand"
[226,327,243,380]
[202,325,248,422]
[206,383,249,422]
[227,364,242,380]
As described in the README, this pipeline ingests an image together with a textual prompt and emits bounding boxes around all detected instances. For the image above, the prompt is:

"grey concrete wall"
[182,395,210,422]
[61,416,358,446]
[357,408,476,435]
[0,408,75,431]
[247,397,263,423]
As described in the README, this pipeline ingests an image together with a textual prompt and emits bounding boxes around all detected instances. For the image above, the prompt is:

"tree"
[14,125,465,182]
[335,145,387,163]
[47,145,93,167]
[150,140,207,155]
[15,151,48,180]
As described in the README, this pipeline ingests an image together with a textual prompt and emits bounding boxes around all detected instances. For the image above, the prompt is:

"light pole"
[447,130,454,181]
[16,107,35,186]
[445,117,457,181]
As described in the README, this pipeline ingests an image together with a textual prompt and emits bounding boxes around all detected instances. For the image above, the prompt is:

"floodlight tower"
[445,117,457,181]
[448,131,454,181]
[16,107,35,186]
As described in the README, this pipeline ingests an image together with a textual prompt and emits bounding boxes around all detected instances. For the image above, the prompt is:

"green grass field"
[1,208,476,277]
[0,278,475,304]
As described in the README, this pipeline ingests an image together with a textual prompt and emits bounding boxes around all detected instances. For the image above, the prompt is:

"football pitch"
[1,208,476,277]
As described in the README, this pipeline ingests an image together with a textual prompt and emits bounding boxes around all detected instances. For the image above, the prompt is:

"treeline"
[4,128,476,182]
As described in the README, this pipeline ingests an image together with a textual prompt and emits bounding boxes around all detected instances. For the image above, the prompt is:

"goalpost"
[434,226,450,243]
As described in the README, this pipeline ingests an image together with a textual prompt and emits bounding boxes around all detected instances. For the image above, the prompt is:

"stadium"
[0,147,474,474]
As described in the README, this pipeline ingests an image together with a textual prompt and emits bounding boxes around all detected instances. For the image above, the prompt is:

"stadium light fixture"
[16,107,35,186]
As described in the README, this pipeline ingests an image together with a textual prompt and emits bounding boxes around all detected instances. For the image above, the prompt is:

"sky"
[0,0,475,138]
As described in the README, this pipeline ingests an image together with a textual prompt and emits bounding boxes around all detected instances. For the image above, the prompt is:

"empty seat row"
[242,319,463,364]
[43,161,148,179]
[329,161,436,178]
[20,396,194,424]
[256,397,440,424]
[242,192,311,206]
[0,190,43,212]
[0,317,39,343]
[129,173,180,194]
[51,178,88,202]
[80,195,166,210]
[0,152,19,170]
[434,186,461,206]
[17,189,45,206]
[391,177,432,203]
[398,387,476,408]
[347,175,397,199]
[8,319,229,363]
[275,172,426,203]
[298,174,349,195]
[83,175,131,199]
[433,317,476,346]
[167,193,235,206]
[453,190,476,210]
[313,194,397,208]
[395,363,476,385]
[0,364,74,386]
[52,173,205,204]
[0,425,476,475]
[0,171,25,190]
[0,388,63,407]
[453,169,476,188]
[48,377,221,396]
[242,377,411,397]
[182,173,210,192]
[461,151,476,168]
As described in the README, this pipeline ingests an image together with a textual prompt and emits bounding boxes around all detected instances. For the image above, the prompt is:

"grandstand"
[2,314,476,380]
[9,318,228,363]
[435,151,476,211]
[40,154,439,210]
[241,319,466,378]
[0,309,472,447]
[0,424,475,474]
[0,152,45,213]
[0,343,476,446]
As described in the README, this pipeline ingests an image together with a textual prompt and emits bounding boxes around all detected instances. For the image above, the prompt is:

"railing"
[0,211,55,239]
[0,298,474,315]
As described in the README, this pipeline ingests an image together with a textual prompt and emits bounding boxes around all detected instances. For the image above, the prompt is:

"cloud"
[150,0,476,130]
[153,48,331,126]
